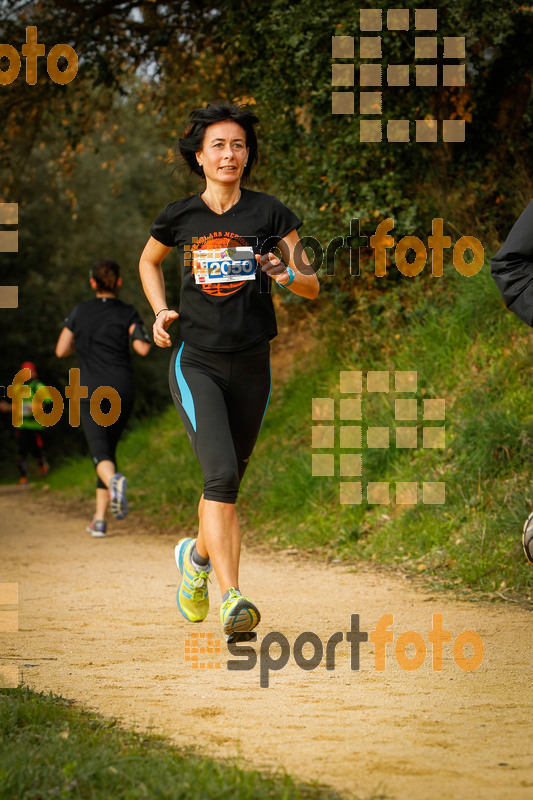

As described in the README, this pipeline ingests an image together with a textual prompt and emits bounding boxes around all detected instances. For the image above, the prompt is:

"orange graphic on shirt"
[192,233,251,297]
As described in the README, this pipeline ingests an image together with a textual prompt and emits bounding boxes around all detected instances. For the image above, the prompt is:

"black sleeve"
[269,196,303,241]
[149,204,175,248]
[128,307,151,343]
[491,200,533,327]
[63,305,77,332]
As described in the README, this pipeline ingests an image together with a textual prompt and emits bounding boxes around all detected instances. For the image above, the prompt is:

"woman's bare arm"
[139,236,178,348]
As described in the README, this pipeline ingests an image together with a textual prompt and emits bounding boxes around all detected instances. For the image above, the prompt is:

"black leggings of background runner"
[15,429,46,477]
[79,398,134,489]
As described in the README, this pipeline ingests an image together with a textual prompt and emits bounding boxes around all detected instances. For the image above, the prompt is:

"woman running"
[56,259,151,537]
[139,102,319,642]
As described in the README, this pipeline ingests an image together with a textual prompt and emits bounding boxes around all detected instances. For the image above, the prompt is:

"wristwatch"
[278,266,295,288]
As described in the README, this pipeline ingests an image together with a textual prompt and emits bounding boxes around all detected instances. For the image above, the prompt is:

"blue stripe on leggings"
[260,364,272,430]
[175,342,197,433]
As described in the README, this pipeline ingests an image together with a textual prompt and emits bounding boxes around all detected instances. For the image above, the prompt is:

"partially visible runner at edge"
[139,102,319,642]
[491,199,533,565]
[55,259,151,538]
[0,361,51,484]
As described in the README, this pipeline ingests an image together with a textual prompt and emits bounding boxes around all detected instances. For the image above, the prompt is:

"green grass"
[35,264,533,601]
[235,265,533,601]
[0,687,357,800]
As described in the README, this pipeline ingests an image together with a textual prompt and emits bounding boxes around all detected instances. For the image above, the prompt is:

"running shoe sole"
[226,630,258,644]
[522,511,533,565]
[221,593,261,642]
[109,473,128,519]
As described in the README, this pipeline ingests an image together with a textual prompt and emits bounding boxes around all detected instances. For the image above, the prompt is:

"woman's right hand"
[153,309,179,348]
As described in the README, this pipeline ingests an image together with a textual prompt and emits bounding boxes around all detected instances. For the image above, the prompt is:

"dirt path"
[1,490,532,800]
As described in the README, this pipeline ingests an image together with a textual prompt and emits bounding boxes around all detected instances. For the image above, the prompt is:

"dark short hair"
[178,102,259,182]
[91,259,120,293]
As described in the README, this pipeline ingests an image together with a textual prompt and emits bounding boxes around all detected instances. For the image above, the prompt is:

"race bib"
[194,247,256,284]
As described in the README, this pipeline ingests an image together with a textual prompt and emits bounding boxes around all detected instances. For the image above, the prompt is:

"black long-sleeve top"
[491,200,533,327]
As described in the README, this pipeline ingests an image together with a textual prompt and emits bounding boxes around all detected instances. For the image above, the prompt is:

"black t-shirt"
[64,297,144,398]
[149,188,302,351]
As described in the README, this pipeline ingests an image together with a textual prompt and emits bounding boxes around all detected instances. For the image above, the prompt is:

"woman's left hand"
[256,252,290,285]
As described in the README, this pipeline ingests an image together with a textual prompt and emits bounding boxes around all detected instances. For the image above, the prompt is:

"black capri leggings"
[169,339,272,504]
[80,397,134,489]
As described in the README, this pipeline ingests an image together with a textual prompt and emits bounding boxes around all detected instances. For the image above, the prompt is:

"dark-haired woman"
[56,259,151,537]
[139,102,319,641]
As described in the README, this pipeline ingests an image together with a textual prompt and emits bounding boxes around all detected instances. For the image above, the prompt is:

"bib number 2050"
[194,247,256,284]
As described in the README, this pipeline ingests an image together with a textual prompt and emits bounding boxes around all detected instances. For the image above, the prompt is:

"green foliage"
[213,0,533,243]
[0,83,197,465]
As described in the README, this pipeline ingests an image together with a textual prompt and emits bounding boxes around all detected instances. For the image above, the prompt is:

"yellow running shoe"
[175,538,212,622]
[220,587,261,642]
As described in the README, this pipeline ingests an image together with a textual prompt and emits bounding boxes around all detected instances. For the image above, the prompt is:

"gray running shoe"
[86,519,107,538]
[109,473,128,519]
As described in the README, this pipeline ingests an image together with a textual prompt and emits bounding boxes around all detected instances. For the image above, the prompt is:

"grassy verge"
[244,265,533,601]
[42,264,533,602]
[0,687,354,800]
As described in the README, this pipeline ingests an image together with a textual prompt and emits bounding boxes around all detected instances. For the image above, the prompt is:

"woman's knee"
[203,463,240,503]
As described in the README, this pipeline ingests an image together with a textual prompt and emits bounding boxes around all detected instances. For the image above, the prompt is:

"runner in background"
[0,361,51,484]
[139,102,319,641]
[491,199,533,564]
[56,259,151,537]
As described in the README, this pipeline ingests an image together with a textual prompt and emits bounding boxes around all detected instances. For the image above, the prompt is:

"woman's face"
[196,121,249,186]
